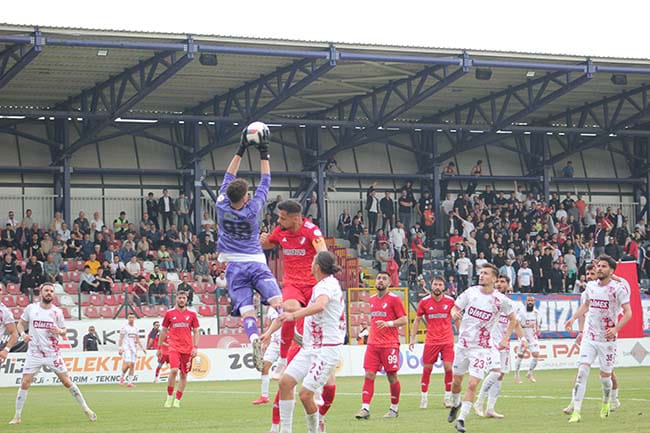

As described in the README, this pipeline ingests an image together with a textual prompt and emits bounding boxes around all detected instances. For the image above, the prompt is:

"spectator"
[132,276,150,307]
[79,265,102,293]
[175,191,191,229]
[374,242,391,272]
[411,231,429,275]
[347,217,363,249]
[466,159,482,195]
[113,211,129,240]
[145,192,160,230]
[365,182,379,234]
[214,271,228,299]
[177,275,193,306]
[83,326,100,351]
[564,249,578,291]
[324,158,343,192]
[74,211,90,235]
[446,275,457,297]
[605,236,620,260]
[149,278,169,307]
[455,251,472,293]
[574,274,587,294]
[43,253,62,284]
[198,235,216,261]
[440,161,457,197]
[157,244,174,270]
[201,211,215,233]
[517,261,534,292]
[562,160,574,178]
[109,255,127,282]
[422,205,435,248]
[20,267,40,296]
[90,211,104,234]
[380,191,395,231]
[398,189,414,232]
[84,252,101,275]
[26,255,44,285]
[407,258,418,293]
[158,189,175,232]
[5,210,18,230]
[549,261,565,293]
[171,246,187,272]
[1,253,19,285]
[194,255,212,283]
[357,228,373,259]
[119,242,137,264]
[94,268,113,294]
[389,221,407,268]
[49,211,64,234]
[21,209,33,228]
[125,256,141,281]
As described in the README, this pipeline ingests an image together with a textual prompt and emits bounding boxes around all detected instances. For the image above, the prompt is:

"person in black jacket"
[365,182,379,234]
[158,189,175,232]
[146,192,160,230]
[0,254,19,285]
[379,191,394,231]
[540,247,554,293]
[83,326,100,351]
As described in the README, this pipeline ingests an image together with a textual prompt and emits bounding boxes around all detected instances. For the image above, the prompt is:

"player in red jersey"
[260,199,328,379]
[157,291,200,408]
[409,276,457,409]
[355,271,407,420]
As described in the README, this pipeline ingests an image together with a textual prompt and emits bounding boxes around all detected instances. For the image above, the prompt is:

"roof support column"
[52,118,71,225]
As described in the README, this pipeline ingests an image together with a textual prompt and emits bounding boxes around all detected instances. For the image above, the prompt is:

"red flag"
[614,261,644,338]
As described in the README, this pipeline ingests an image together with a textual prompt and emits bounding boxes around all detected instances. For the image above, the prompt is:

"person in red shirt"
[409,276,457,409]
[411,231,429,275]
[355,272,407,420]
[157,291,199,408]
[260,199,328,378]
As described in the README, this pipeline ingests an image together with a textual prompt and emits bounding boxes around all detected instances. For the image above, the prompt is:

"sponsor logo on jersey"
[283,249,306,256]
[371,311,388,317]
[498,314,509,325]
[590,299,610,309]
[466,306,493,321]
[426,313,448,319]
[32,320,54,329]
[172,322,190,328]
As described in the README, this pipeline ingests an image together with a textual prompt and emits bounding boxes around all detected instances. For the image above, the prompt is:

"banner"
[615,261,644,338]
[1,337,649,388]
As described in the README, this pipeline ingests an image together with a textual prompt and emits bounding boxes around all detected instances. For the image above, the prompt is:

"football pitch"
[0,367,648,433]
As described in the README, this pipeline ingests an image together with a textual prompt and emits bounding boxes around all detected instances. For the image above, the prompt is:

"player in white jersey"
[513,295,541,383]
[564,255,632,423]
[448,264,518,433]
[252,306,282,405]
[261,251,345,433]
[118,313,146,387]
[474,275,525,419]
[0,301,18,362]
[9,284,96,425]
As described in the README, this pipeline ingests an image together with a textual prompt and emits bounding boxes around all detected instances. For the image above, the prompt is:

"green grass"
[0,367,649,433]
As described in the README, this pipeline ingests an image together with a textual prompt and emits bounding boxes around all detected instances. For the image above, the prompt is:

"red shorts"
[158,353,170,365]
[168,351,193,375]
[363,345,400,373]
[282,282,313,306]
[422,343,455,365]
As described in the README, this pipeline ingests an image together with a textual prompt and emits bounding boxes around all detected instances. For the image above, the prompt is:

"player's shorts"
[282,282,313,307]
[363,345,400,373]
[263,340,281,364]
[579,339,617,373]
[168,351,193,375]
[158,353,170,365]
[226,262,282,316]
[526,341,540,354]
[284,346,341,392]
[488,348,510,373]
[422,343,455,365]
[453,345,491,379]
[23,352,67,375]
[122,349,137,364]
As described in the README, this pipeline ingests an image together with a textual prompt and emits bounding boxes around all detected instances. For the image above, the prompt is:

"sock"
[452,392,461,407]
[420,367,432,393]
[389,381,400,405]
[127,375,133,384]
[280,321,295,358]
[15,389,28,417]
[270,424,279,433]
[444,369,453,392]
[261,375,271,398]
[176,390,183,401]
[68,384,89,411]
[458,400,472,421]
[279,400,295,433]
[478,371,500,403]
[487,380,502,410]
[272,391,281,425]
[305,411,319,433]
[514,356,523,374]
[167,386,174,397]
[243,316,259,342]
[611,387,619,402]
[155,364,162,378]
[528,357,538,373]
[600,376,612,403]
[573,365,590,412]
[319,384,336,416]
[362,378,375,405]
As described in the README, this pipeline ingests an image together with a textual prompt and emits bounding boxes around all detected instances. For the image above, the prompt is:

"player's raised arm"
[225,129,251,177]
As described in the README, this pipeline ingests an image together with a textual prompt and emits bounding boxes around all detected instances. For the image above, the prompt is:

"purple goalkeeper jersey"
[216,172,269,255]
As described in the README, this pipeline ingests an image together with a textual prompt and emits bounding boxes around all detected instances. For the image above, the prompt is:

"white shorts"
[526,341,540,354]
[284,346,341,393]
[122,350,137,364]
[579,339,617,373]
[489,348,510,374]
[453,345,492,379]
[263,341,281,364]
[23,352,67,375]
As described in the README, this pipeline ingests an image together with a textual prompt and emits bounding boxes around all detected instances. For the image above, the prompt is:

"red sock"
[444,369,453,392]
[421,367,432,393]
[167,386,174,397]
[361,378,375,405]
[389,381,401,405]
[155,365,162,377]
[280,321,295,359]
[176,390,183,400]
[319,384,336,416]
[272,390,280,425]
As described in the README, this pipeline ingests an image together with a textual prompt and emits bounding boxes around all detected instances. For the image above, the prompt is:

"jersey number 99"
[223,220,252,240]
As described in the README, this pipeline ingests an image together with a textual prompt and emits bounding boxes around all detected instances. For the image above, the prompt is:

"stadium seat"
[199,305,216,317]
[64,283,78,295]
[180,272,194,282]
[123,283,134,294]
[156,305,168,316]
[349,303,361,314]
[6,284,20,295]
[116,294,126,304]
[201,294,216,305]
[61,307,72,320]
[84,307,100,319]
[166,283,176,294]
[358,292,370,302]
[1,295,15,307]
[218,295,230,305]
[89,294,104,307]
[218,305,230,316]
[360,304,371,314]
[11,307,22,320]
[104,295,118,306]
[195,282,209,294]
[61,272,71,283]
[51,296,60,306]
[349,314,360,327]
[70,271,81,282]
[142,305,157,318]
[100,306,114,319]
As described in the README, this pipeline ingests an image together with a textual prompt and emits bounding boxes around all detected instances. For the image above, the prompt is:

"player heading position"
[9,284,96,424]
[118,313,146,387]
[262,251,345,433]
[355,271,407,420]
[158,290,200,408]
[261,199,328,379]
[217,124,282,370]
[564,255,632,422]
[448,264,517,433]
[0,299,18,362]
[513,295,541,384]
[409,276,457,409]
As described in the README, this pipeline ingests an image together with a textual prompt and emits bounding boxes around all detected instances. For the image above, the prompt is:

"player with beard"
[355,272,407,420]
[513,295,541,383]
[409,276,457,409]
[447,264,518,433]
[474,275,525,419]
[9,284,96,424]
[0,299,18,362]
[564,255,632,422]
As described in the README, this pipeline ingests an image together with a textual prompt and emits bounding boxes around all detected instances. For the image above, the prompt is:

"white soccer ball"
[245,121,270,144]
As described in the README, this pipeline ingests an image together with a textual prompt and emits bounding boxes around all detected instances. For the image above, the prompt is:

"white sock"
[573,365,590,412]
[15,389,28,417]
[487,380,502,410]
[389,403,398,412]
[611,388,619,402]
[528,357,538,373]
[269,424,279,433]
[305,411,319,433]
[261,375,270,397]
[421,391,428,399]
[361,403,370,411]
[477,371,500,402]
[452,392,461,406]
[600,376,612,403]
[514,356,523,374]
[127,375,133,384]
[458,401,472,421]
[68,384,89,411]
[445,390,452,400]
[279,399,295,433]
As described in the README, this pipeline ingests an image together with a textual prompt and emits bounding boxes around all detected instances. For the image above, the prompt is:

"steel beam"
[0,30,43,90]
